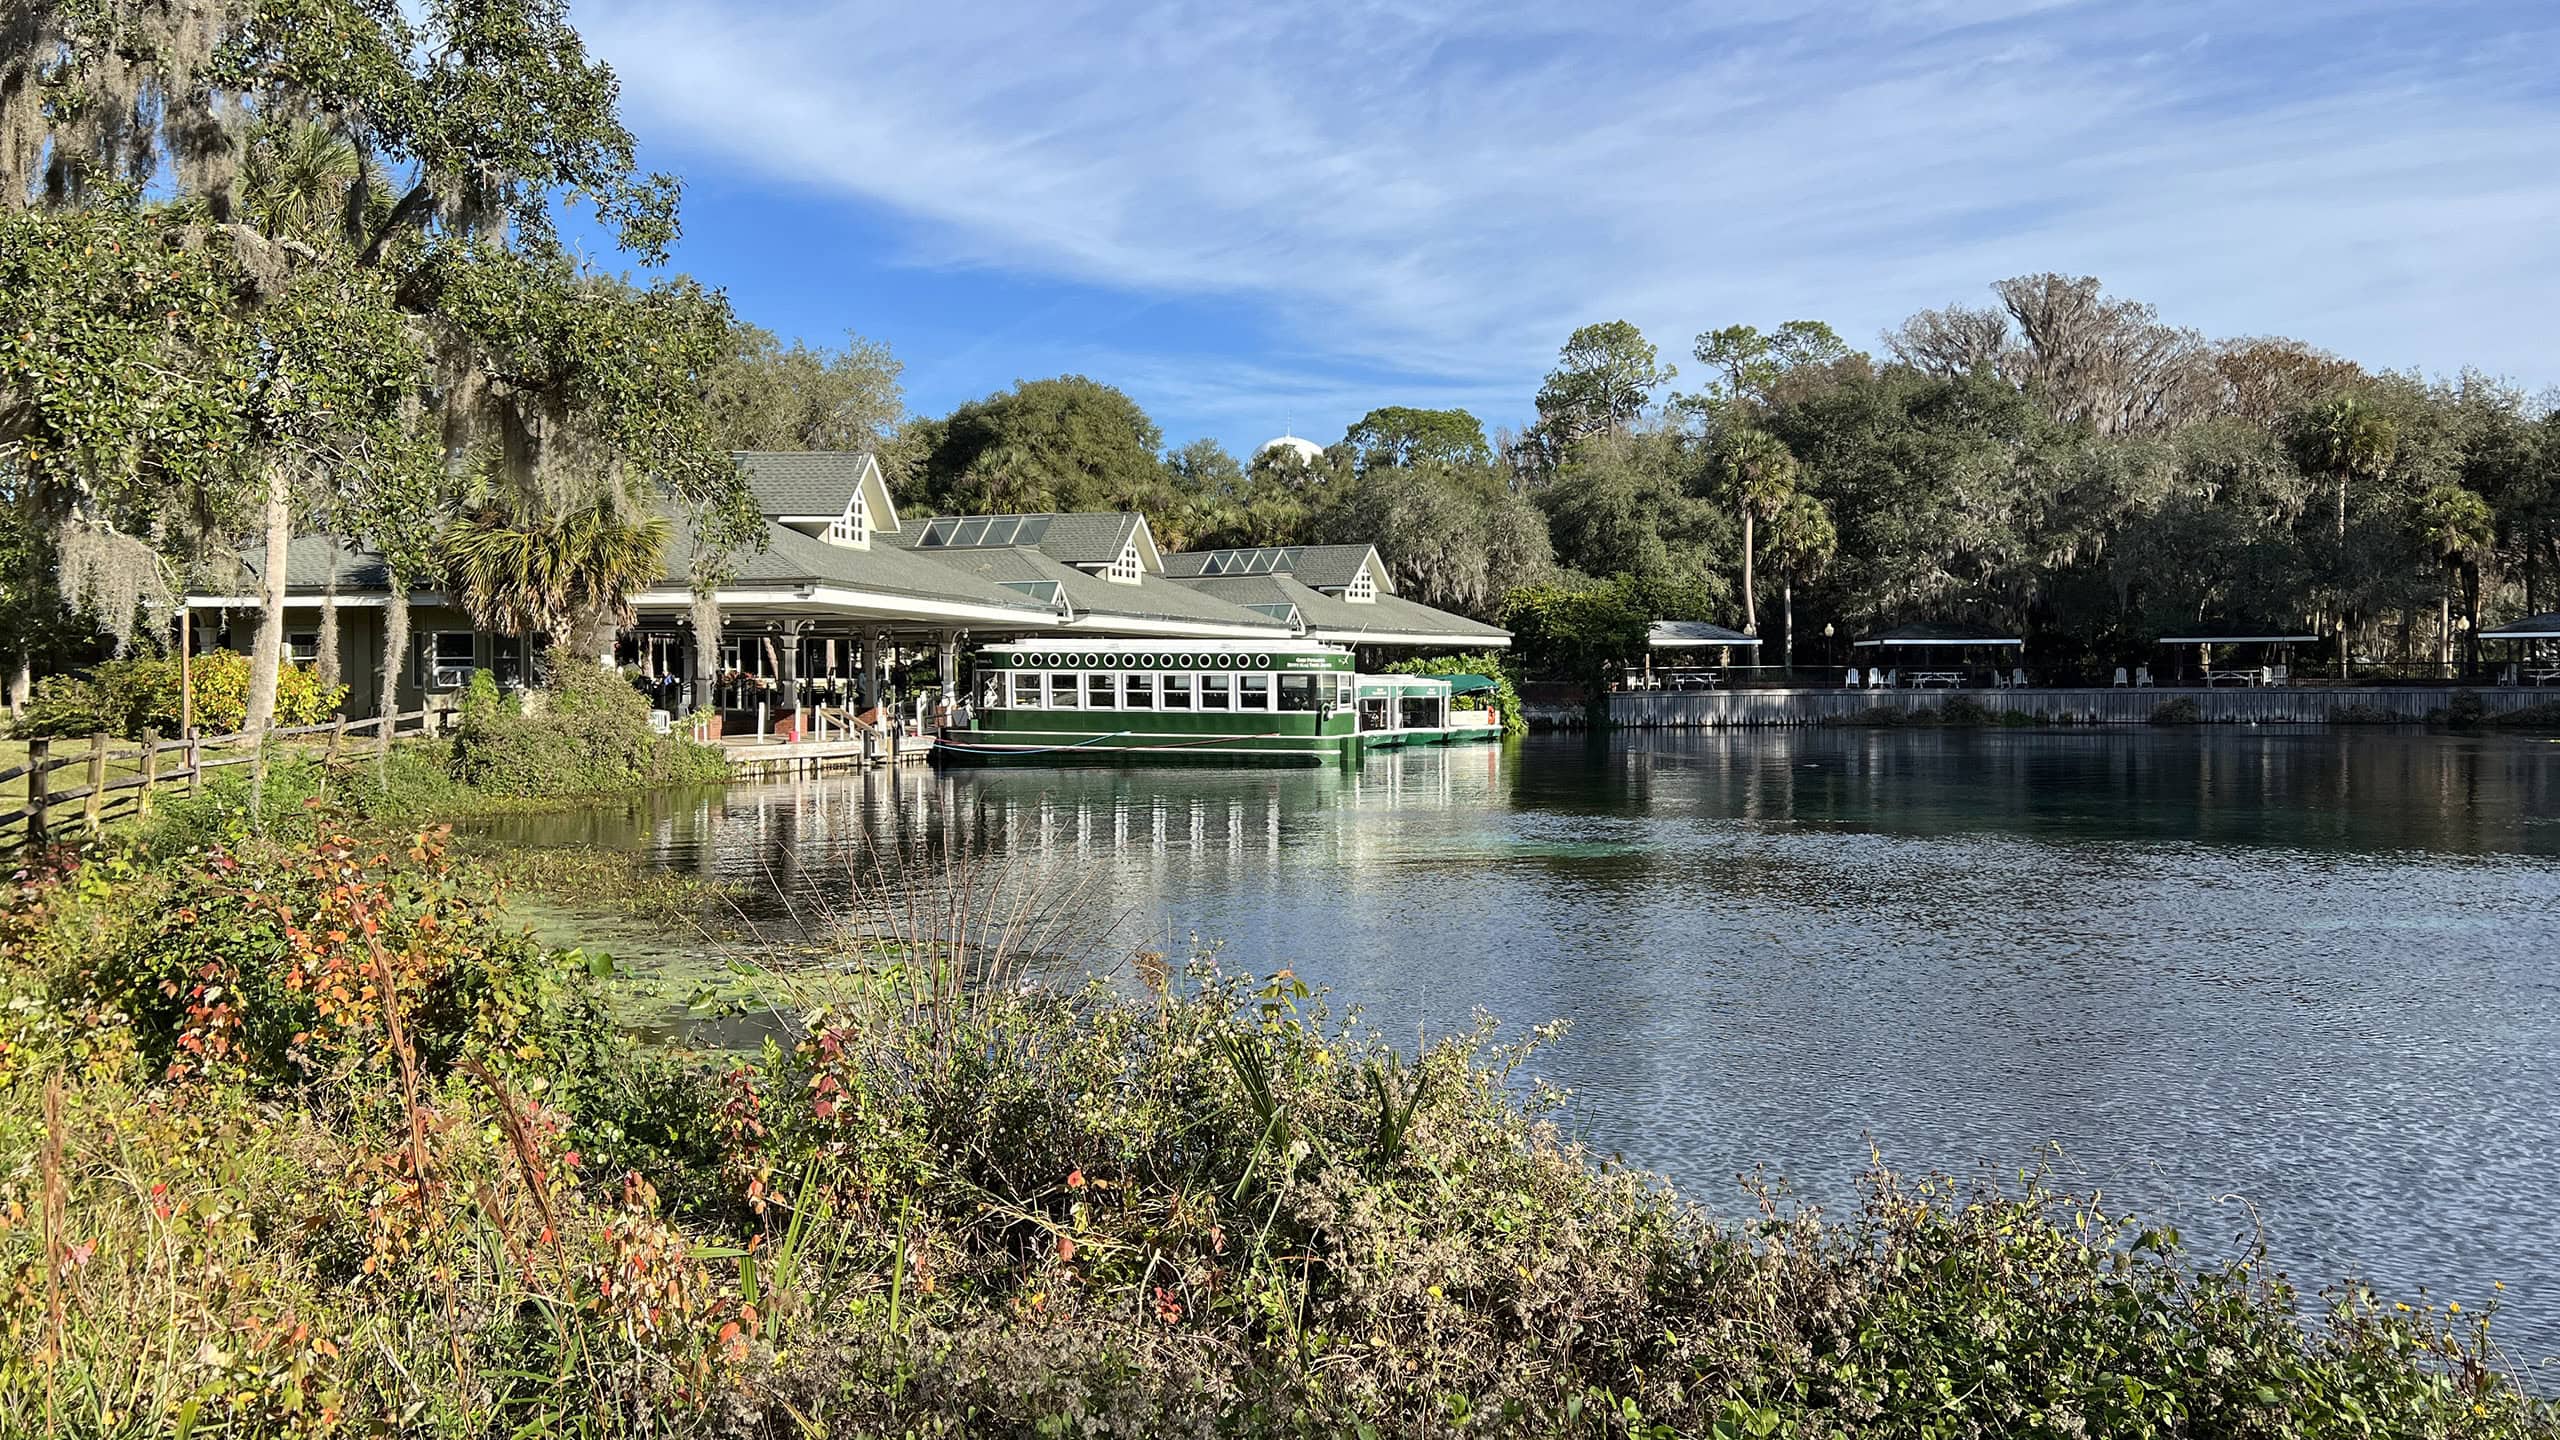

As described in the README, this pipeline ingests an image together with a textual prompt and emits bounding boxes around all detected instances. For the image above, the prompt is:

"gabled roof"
[653,518,1056,614]
[228,535,396,593]
[1159,543,1385,593]
[908,543,1291,636]
[1171,572,1509,648]
[895,512,1148,569]
[735,451,889,521]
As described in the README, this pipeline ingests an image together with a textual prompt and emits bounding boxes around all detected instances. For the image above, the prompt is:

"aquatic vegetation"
[0,835,2551,1437]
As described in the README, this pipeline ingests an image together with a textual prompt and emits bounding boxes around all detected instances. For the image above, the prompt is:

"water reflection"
[470,731,2560,1362]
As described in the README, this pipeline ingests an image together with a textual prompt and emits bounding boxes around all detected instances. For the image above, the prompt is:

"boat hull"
[936,722,1357,768]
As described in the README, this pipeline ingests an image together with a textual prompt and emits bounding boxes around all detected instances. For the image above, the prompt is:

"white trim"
[1049,615,1297,639]
[627,584,1056,628]
[1302,627,1512,649]
[184,592,450,609]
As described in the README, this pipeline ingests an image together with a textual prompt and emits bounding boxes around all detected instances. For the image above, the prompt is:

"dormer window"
[1107,539,1143,584]
[825,489,870,548]
[1345,566,1376,603]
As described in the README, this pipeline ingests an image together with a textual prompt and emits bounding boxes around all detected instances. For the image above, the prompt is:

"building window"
[1200,673,1232,710]
[286,631,320,666]
[1086,671,1117,708]
[1238,674,1271,710]
[1010,671,1042,709]
[1344,568,1376,603]
[1046,672,1081,709]
[1106,540,1143,584]
[826,489,871,547]
[1278,673,1318,712]
[1162,673,1193,709]
[1124,672,1155,709]
[419,632,476,689]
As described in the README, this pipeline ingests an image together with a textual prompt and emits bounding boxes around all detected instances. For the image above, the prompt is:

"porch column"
[937,631,960,700]
[859,630,881,712]
[684,628,703,715]
[778,624,801,732]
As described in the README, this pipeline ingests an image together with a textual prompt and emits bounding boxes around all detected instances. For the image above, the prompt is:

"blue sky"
[572,0,2560,458]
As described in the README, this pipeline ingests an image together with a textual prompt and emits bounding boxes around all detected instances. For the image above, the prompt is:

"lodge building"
[180,451,1508,735]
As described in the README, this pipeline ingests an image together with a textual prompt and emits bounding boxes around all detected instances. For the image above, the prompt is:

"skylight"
[913,513,1059,550]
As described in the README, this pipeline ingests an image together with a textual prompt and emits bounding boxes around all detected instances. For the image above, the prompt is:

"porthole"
[1044,652,1063,667]
[1178,653,1196,668]
[1253,653,1271,669]
[1081,653,1100,668]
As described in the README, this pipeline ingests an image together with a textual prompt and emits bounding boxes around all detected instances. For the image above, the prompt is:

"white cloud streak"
[577,0,2560,432]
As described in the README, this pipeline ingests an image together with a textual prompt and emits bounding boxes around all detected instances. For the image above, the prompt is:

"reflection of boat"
[1357,675,1453,749]
[938,639,1360,767]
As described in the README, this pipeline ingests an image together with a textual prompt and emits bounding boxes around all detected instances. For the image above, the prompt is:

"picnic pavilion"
[1849,622,2023,689]
[2154,629,2321,687]
[1634,620,1761,689]
[2480,612,2560,687]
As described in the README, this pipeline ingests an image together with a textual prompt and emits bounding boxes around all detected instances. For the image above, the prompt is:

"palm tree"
[238,121,371,248]
[442,499,670,675]
[2285,396,2396,676]
[1714,428,1800,636]
[2415,481,2496,673]
[1763,490,1838,671]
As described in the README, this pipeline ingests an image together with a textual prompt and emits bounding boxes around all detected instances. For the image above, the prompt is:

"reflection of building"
[182,452,1507,731]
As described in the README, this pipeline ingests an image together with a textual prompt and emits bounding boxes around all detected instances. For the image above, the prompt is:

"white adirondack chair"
[1845,667,1862,689]
[2112,666,2130,688]
[2134,665,2155,688]
[2011,667,2029,690]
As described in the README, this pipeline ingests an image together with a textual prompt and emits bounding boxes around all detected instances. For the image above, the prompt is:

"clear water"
[472,730,2560,1363]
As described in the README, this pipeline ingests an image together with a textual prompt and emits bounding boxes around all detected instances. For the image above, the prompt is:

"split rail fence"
[1,709,441,851]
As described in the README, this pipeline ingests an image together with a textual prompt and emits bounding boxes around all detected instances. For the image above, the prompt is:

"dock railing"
[1,708,441,851]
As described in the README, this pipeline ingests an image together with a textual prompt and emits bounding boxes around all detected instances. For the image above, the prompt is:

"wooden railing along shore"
[1,709,443,850]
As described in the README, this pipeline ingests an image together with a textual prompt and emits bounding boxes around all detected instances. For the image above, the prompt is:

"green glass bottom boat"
[1356,675,1454,750]
[937,639,1360,768]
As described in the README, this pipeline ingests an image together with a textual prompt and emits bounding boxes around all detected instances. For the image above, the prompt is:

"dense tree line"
[827,278,2557,684]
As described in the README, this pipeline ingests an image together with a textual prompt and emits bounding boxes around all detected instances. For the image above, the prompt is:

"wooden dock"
[720,732,935,779]
[1608,685,2555,729]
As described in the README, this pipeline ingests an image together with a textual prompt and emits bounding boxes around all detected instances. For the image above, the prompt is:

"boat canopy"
[1647,620,1761,649]
[2481,611,2560,641]
[1442,673,1497,695]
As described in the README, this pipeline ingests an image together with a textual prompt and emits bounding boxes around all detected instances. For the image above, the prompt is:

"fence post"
[83,732,107,834]
[326,715,347,765]
[186,737,202,796]
[24,736,47,844]
[138,728,161,819]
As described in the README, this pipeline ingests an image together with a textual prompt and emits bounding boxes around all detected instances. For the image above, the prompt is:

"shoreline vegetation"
[2,759,2555,1437]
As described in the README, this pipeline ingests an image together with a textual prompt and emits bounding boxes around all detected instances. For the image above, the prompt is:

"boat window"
[1010,672,1041,708]
[1200,673,1232,710]
[1238,674,1271,710]
[1278,674,1317,712]
[1359,696,1392,731]
[1162,673,1193,709]
[1047,672,1081,709]
[1124,672,1154,709]
[1087,671,1117,708]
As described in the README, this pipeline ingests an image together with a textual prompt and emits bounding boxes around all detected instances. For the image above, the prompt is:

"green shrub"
[15,651,343,738]
[3,841,2553,1438]
[2491,700,2560,730]
[1938,694,1995,726]
[2150,696,2205,725]
[451,662,730,798]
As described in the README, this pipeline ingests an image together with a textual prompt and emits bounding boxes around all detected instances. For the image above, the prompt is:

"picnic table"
[1907,671,1966,689]
[2528,668,2560,687]
[2206,668,2264,687]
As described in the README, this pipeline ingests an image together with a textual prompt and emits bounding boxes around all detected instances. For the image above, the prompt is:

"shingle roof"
[911,545,1291,634]
[2480,611,2560,639]
[659,518,1055,613]
[1648,620,1760,648]
[892,511,1142,568]
[237,535,396,592]
[1159,543,1382,592]
[1173,572,1509,646]
[735,451,873,519]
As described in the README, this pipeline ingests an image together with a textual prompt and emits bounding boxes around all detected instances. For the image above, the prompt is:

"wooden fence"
[1,709,442,850]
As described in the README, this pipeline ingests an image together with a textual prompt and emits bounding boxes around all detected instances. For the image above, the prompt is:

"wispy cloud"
[578,0,2560,433]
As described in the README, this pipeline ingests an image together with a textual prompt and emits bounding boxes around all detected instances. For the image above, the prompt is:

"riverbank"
[1596,685,2560,729]
[2,820,2552,1437]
